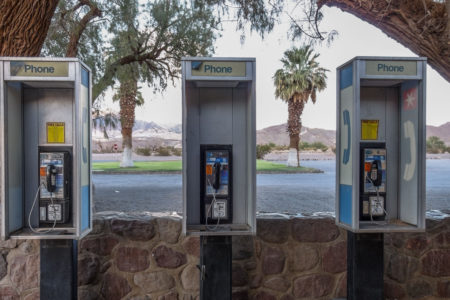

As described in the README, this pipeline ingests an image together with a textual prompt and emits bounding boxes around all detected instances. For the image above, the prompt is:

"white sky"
[101,6,450,130]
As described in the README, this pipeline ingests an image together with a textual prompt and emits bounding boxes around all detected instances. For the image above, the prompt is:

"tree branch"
[65,0,102,57]
[318,0,450,82]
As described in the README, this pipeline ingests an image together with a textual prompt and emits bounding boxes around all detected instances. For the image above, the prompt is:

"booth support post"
[200,236,232,300]
[347,232,384,300]
[40,239,78,300]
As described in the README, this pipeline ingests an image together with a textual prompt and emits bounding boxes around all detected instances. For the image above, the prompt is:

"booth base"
[200,236,231,300]
[41,239,78,300]
[347,232,384,300]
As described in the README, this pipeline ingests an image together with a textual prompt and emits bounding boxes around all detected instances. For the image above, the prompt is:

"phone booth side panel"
[79,66,91,236]
[337,62,354,228]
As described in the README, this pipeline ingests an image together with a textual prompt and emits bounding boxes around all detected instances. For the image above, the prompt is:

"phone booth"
[0,57,92,240]
[182,57,256,236]
[336,56,426,232]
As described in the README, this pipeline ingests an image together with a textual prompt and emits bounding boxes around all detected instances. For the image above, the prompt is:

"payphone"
[336,56,426,233]
[0,58,92,240]
[182,57,256,236]
[360,145,386,221]
[200,145,232,225]
[37,149,71,225]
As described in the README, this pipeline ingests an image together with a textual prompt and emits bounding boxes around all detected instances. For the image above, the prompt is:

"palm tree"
[113,65,144,167]
[273,45,328,167]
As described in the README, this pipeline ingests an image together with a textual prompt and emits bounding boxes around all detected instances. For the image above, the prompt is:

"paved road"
[93,160,450,214]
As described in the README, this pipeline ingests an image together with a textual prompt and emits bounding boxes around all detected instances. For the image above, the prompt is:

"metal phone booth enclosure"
[182,57,256,236]
[0,57,92,240]
[336,56,426,233]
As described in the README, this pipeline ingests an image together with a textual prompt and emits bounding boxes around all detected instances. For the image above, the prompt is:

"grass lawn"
[93,160,322,174]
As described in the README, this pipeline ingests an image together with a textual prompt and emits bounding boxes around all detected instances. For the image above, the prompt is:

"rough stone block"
[157,218,181,244]
[406,279,432,299]
[232,290,248,300]
[384,281,406,300]
[336,273,347,298]
[232,236,254,260]
[135,271,175,293]
[421,249,450,277]
[292,274,334,298]
[252,291,276,300]
[322,241,347,273]
[80,235,119,256]
[232,263,248,287]
[250,273,262,289]
[287,244,318,272]
[100,273,132,300]
[291,218,339,242]
[110,218,156,241]
[404,235,430,256]
[263,276,290,292]
[0,285,19,299]
[261,246,285,275]
[78,288,99,300]
[78,254,99,285]
[115,247,150,272]
[158,291,178,300]
[9,254,39,291]
[387,253,419,283]
[257,219,290,243]
[181,264,200,291]
[0,239,17,250]
[152,245,187,269]
[182,237,200,257]
[437,280,450,298]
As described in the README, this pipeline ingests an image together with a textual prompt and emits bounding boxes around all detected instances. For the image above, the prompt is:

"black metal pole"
[347,232,384,300]
[200,236,232,300]
[40,239,78,300]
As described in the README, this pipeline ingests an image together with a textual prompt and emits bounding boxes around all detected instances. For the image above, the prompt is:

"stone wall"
[0,212,448,299]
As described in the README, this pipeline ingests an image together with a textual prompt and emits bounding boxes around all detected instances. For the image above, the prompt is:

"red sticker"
[403,87,417,110]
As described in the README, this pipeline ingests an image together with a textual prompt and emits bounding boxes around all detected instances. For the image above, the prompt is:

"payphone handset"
[360,147,387,220]
[38,151,71,225]
[201,145,232,227]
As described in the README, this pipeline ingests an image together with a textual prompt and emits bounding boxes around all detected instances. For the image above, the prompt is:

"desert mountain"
[256,123,336,147]
[93,120,450,151]
[427,122,450,145]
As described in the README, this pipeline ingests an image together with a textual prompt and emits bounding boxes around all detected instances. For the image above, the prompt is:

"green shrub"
[311,142,328,152]
[156,146,171,156]
[273,144,289,150]
[427,136,447,154]
[135,147,152,156]
[171,148,182,156]
[298,141,328,152]
[256,143,274,159]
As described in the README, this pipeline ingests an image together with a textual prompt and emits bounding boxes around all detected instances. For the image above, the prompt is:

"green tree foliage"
[426,136,448,154]
[299,141,328,152]
[273,45,328,167]
[256,143,276,159]
[42,0,220,103]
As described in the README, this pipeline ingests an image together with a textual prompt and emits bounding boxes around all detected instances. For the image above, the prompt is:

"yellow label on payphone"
[47,122,65,143]
[361,120,379,140]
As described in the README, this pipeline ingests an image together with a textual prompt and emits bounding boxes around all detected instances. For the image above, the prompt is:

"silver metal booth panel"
[336,57,426,233]
[182,57,256,236]
[0,57,93,240]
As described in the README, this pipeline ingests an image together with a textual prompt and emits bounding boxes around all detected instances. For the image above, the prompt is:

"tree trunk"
[119,79,137,167]
[318,0,450,82]
[287,100,305,167]
[0,0,59,56]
